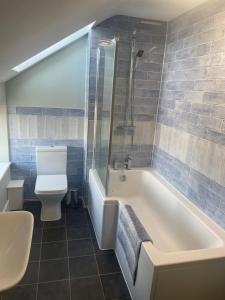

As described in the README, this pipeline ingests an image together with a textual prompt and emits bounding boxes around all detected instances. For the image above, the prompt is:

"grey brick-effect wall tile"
[10,140,84,199]
[8,107,85,199]
[153,147,225,229]
[154,0,225,228]
[87,15,167,176]
[158,2,225,146]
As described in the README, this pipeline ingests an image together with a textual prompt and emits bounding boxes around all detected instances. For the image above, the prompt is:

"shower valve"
[124,156,132,170]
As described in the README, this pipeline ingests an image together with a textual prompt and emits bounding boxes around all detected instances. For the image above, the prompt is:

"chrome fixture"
[126,30,144,136]
[113,156,132,170]
[99,39,115,47]
[124,155,132,170]
[113,159,124,170]
[120,174,127,182]
[117,30,144,140]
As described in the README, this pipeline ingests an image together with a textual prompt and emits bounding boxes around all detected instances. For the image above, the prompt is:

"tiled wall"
[153,0,225,229]
[87,15,167,180]
[8,106,84,199]
[7,5,225,230]
[108,16,166,167]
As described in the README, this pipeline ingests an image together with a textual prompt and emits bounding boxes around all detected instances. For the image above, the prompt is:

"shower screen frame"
[91,34,119,195]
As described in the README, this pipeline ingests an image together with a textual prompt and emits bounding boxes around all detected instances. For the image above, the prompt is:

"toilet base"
[41,200,62,221]
[35,193,65,222]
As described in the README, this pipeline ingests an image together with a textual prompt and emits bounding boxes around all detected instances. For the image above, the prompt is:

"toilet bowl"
[34,146,68,221]
[35,174,67,221]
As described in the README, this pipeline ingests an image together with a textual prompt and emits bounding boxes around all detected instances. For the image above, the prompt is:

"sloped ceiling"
[0,0,208,83]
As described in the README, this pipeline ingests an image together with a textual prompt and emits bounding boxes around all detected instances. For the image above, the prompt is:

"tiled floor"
[0,201,131,300]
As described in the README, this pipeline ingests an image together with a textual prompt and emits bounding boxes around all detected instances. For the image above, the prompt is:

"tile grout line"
[85,210,131,299]
[23,206,128,299]
[94,254,106,300]
[88,212,106,300]
[18,269,123,288]
[65,209,72,300]
[41,236,94,243]
[18,273,123,287]
[35,219,43,300]
[30,252,111,263]
[70,207,106,299]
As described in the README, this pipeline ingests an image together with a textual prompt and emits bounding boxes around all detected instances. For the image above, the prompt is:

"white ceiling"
[0,0,208,83]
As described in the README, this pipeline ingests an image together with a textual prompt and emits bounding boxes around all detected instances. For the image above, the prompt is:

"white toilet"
[35,146,68,221]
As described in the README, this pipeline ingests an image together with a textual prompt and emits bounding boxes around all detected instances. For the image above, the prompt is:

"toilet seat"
[35,175,67,195]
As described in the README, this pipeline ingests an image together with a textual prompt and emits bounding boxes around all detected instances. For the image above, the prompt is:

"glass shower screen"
[92,38,118,191]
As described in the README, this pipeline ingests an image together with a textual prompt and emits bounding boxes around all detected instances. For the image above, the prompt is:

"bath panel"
[88,168,225,300]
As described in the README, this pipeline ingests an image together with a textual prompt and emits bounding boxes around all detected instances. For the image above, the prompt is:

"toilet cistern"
[34,146,68,221]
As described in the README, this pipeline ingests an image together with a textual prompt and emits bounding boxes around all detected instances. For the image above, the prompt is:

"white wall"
[6,37,87,109]
[0,0,208,82]
[0,83,9,162]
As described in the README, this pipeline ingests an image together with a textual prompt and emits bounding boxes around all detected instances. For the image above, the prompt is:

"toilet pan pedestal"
[36,194,65,221]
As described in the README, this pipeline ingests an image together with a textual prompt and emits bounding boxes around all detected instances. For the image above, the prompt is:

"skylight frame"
[12,21,96,73]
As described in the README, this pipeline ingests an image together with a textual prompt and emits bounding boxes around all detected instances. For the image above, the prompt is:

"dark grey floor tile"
[96,253,120,275]
[61,201,67,211]
[66,213,89,228]
[43,214,66,228]
[41,241,67,260]
[1,284,37,300]
[67,224,90,240]
[42,227,66,242]
[84,212,93,225]
[39,258,69,282]
[18,200,130,300]
[32,228,42,244]
[88,222,96,238]
[71,276,104,300]
[92,237,113,255]
[100,273,130,300]
[66,207,86,215]
[69,255,98,278]
[23,201,41,215]
[85,210,91,219]
[65,200,85,211]
[37,280,70,300]
[33,215,44,228]
[86,212,94,227]
[68,239,93,257]
[20,261,39,284]
[111,297,132,300]
[66,206,82,214]
[30,243,41,261]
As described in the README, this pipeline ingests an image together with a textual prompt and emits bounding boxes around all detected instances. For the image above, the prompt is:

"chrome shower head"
[136,49,144,58]
[99,39,114,47]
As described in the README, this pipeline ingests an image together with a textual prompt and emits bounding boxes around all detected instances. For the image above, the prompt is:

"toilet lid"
[35,175,68,195]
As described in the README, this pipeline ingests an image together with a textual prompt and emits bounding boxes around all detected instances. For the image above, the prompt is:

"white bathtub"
[88,168,225,300]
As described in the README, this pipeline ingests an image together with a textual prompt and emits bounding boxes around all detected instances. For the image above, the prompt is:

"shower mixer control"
[113,156,132,170]
[120,174,126,182]
[113,159,123,170]
[124,156,132,170]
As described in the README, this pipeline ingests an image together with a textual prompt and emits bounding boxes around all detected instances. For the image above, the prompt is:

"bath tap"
[124,156,132,170]
[113,159,123,170]
[120,174,126,182]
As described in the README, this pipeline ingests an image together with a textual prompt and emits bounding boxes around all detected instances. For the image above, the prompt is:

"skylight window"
[12,21,96,73]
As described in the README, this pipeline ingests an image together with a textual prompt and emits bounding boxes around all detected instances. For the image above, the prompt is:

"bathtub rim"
[90,167,225,268]
[108,167,225,240]
[109,167,225,267]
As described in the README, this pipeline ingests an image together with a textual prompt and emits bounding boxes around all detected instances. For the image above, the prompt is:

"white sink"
[0,211,34,292]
